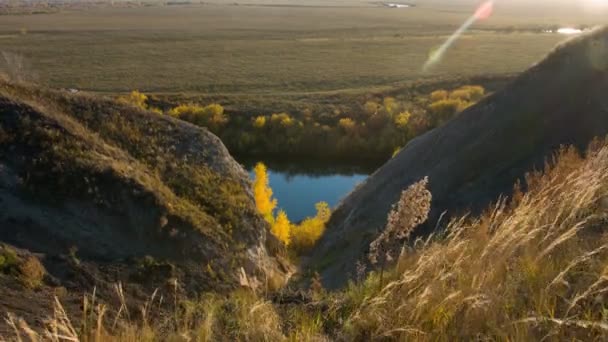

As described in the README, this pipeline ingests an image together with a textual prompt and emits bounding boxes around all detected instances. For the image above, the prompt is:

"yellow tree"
[253,162,277,223]
[272,210,291,246]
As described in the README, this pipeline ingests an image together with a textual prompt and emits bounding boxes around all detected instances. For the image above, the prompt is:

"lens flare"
[423,1,494,72]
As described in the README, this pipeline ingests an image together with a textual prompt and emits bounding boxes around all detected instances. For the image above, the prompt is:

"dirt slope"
[311,26,608,288]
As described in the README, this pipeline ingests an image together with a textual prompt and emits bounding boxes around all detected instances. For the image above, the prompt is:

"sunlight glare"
[423,1,495,72]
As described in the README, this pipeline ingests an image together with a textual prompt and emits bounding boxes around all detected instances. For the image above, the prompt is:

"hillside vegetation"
[7,139,608,341]
[120,83,489,162]
[0,79,289,332]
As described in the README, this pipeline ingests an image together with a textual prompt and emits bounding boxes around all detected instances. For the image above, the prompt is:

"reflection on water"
[243,159,378,222]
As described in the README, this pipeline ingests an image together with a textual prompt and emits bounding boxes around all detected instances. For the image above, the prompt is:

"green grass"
[0,1,604,94]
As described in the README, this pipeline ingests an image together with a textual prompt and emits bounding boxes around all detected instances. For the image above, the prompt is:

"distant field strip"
[0,3,603,93]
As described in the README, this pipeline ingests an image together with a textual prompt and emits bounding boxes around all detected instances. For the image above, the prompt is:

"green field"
[0,0,605,95]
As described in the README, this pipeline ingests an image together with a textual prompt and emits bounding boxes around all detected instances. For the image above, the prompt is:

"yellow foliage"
[252,163,330,249]
[383,97,399,116]
[393,111,411,129]
[150,107,164,115]
[448,85,485,102]
[252,116,267,128]
[168,103,228,130]
[459,85,485,101]
[428,98,468,124]
[270,113,295,128]
[272,210,292,246]
[338,118,356,133]
[252,163,277,223]
[430,90,448,102]
[118,90,148,110]
[291,202,331,252]
[363,100,380,116]
[168,103,203,117]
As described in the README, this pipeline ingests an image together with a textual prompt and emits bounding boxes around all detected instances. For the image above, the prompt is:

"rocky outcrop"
[0,81,289,296]
[311,26,608,288]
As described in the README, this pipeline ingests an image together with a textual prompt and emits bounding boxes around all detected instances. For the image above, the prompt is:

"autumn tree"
[253,163,277,224]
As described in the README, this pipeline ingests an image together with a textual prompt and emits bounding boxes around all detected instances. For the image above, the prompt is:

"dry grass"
[6,141,608,341]
[343,141,608,340]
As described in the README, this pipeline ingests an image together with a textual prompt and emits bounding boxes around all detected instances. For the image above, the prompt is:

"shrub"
[18,256,45,289]
[430,89,448,102]
[117,90,148,110]
[460,85,485,101]
[363,100,380,116]
[383,97,399,116]
[169,103,228,131]
[270,113,295,128]
[252,116,267,128]
[393,111,411,129]
[447,85,485,102]
[0,247,45,289]
[428,98,467,125]
[338,118,356,133]
[0,246,20,274]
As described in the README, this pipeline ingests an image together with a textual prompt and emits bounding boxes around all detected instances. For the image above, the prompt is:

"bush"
[169,103,228,131]
[117,90,148,110]
[0,247,19,274]
[393,111,411,129]
[18,255,45,289]
[428,98,467,125]
[0,247,45,289]
[430,89,448,102]
[449,85,485,102]
[252,116,267,128]
[270,113,295,128]
[338,118,356,133]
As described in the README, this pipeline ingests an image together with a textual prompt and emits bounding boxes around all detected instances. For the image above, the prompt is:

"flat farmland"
[0,0,605,94]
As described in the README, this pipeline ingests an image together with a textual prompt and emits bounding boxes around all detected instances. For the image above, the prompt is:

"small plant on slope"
[368,177,432,287]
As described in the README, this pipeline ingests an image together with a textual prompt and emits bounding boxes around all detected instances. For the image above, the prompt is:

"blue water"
[248,166,369,222]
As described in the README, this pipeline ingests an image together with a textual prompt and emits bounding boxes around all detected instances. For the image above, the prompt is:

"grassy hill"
[0,79,290,332]
[310,26,608,288]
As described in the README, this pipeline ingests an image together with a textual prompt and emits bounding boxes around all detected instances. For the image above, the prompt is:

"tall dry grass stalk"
[344,144,608,340]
